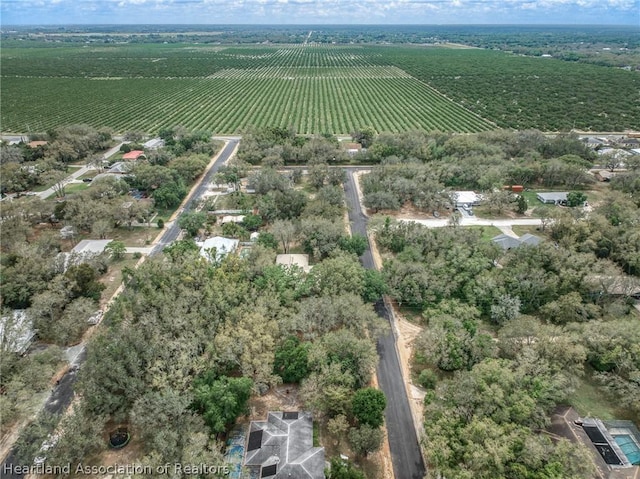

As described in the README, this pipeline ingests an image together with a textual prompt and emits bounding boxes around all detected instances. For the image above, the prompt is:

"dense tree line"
[1,124,113,195]
[38,239,387,470]
[376,216,639,477]
[360,129,603,211]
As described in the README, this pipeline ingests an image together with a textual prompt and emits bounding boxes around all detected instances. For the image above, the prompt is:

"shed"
[536,192,568,205]
[343,142,362,155]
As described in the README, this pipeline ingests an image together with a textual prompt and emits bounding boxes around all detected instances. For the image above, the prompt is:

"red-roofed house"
[122,150,146,161]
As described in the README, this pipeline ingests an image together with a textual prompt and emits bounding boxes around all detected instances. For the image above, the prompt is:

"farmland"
[1,39,639,133]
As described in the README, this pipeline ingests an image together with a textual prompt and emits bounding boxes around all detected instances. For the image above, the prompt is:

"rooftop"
[492,233,541,251]
[537,192,568,203]
[198,236,239,261]
[244,411,324,479]
[72,239,113,255]
[452,191,481,206]
[122,150,146,161]
[108,161,132,175]
[548,407,640,479]
[143,138,165,149]
[276,254,311,273]
[0,310,35,355]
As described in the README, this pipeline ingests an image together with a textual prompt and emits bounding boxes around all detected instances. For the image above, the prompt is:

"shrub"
[418,369,437,390]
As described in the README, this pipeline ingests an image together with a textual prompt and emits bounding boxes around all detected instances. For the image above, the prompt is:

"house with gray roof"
[244,411,324,479]
[143,138,165,150]
[492,233,541,251]
[536,192,568,205]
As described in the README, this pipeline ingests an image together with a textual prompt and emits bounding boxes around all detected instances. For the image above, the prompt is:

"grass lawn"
[468,225,502,242]
[32,183,51,192]
[512,225,544,237]
[154,208,178,223]
[100,255,140,305]
[63,183,90,195]
[78,170,100,180]
[568,374,639,423]
[110,226,159,247]
[32,166,84,192]
[75,226,159,247]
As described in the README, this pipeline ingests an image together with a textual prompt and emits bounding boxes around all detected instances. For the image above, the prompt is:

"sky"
[1,0,639,26]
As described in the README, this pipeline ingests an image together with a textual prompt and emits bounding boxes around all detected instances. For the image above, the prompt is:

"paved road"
[0,143,235,476]
[150,139,238,256]
[344,169,426,479]
[36,142,124,200]
[1,349,86,478]
[402,216,543,228]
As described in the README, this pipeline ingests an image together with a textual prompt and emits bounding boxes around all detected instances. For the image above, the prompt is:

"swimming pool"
[613,434,640,465]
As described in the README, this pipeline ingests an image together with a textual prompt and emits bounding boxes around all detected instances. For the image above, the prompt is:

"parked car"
[82,178,93,183]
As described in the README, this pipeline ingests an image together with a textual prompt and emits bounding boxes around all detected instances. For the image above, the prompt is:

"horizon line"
[2,22,639,27]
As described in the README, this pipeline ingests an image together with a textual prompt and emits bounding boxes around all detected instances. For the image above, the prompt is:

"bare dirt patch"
[247,385,302,420]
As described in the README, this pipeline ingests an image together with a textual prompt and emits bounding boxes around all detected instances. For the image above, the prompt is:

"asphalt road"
[0,142,236,476]
[1,349,86,479]
[344,170,426,479]
[150,139,238,256]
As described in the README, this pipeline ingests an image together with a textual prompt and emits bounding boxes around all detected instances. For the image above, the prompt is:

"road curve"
[344,169,426,479]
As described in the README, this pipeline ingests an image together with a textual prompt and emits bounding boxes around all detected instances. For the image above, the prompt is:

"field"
[1,40,638,133]
[369,46,640,131]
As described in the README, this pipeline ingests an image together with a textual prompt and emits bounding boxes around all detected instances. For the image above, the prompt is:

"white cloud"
[1,0,639,23]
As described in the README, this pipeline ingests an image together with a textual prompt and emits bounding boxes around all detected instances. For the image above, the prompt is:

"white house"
[276,254,311,273]
[143,138,165,150]
[452,191,481,208]
[198,236,239,261]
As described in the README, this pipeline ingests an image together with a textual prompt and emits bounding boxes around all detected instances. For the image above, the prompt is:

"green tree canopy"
[351,388,386,428]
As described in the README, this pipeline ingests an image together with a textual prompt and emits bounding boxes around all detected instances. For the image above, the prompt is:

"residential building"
[143,138,165,150]
[198,236,239,261]
[452,191,481,207]
[276,254,311,273]
[122,150,146,161]
[244,411,325,479]
[492,233,541,251]
[536,192,568,205]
